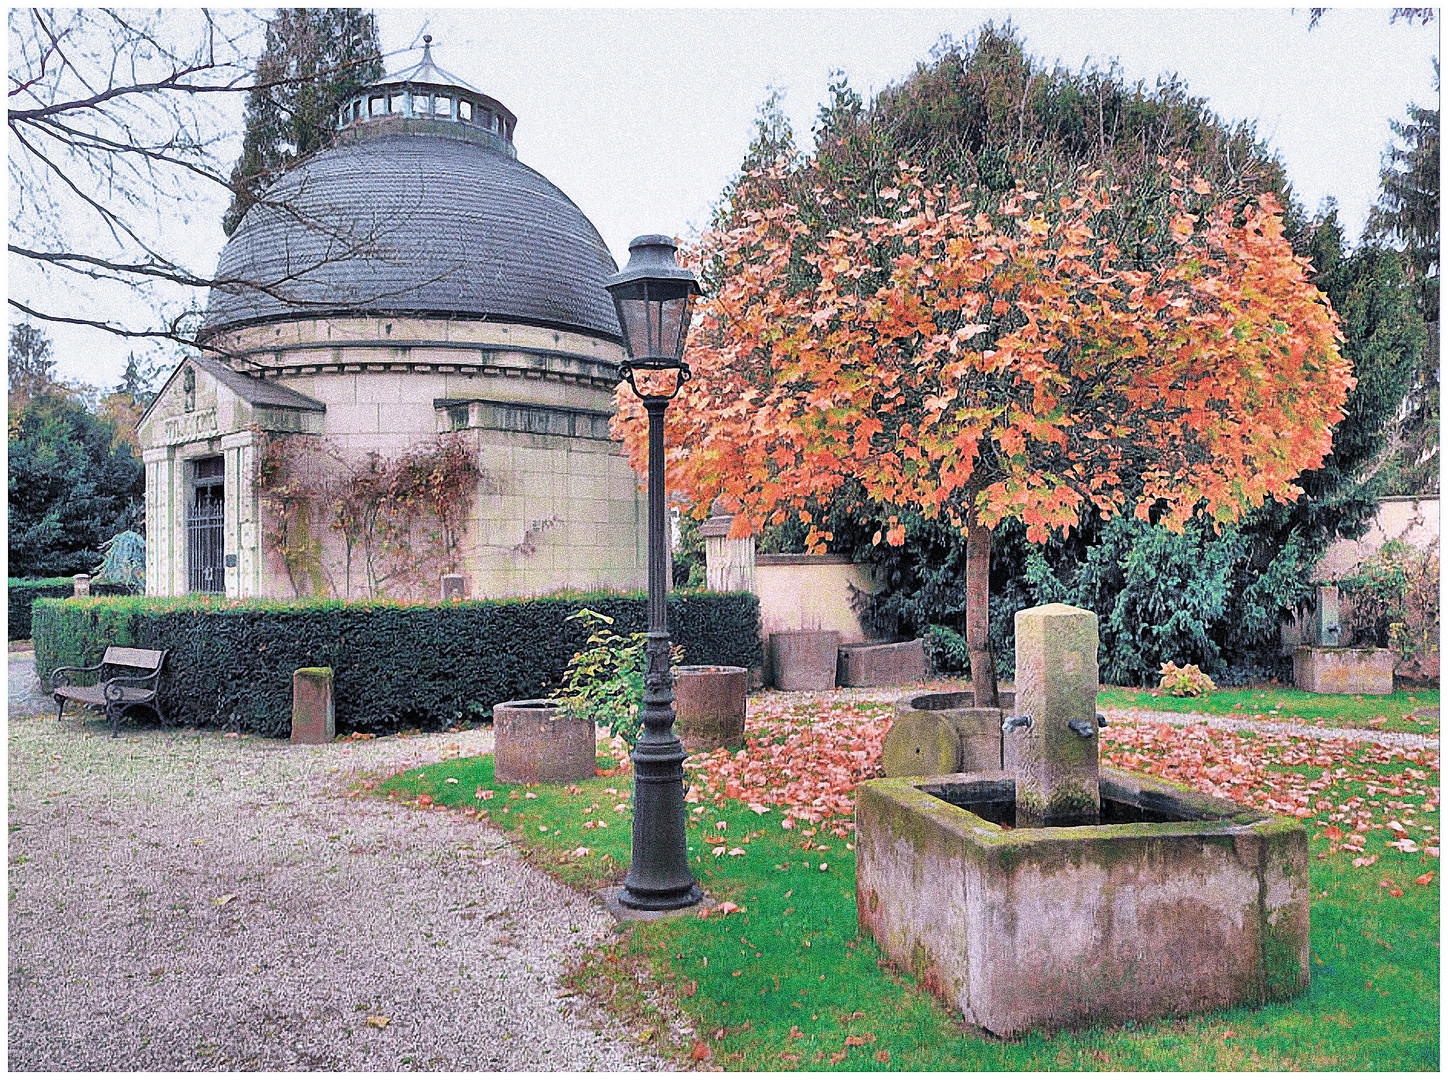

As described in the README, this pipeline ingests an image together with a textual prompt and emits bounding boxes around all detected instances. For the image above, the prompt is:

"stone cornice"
[230,341,622,390]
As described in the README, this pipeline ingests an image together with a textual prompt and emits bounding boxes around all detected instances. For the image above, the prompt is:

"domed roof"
[202,126,621,342]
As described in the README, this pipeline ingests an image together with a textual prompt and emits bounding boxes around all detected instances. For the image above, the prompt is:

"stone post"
[72,574,90,597]
[1004,603,1100,826]
[291,667,335,745]
[699,499,756,593]
[441,573,466,601]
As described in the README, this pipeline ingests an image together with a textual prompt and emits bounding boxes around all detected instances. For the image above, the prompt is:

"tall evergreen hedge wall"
[8,578,130,640]
[31,592,762,738]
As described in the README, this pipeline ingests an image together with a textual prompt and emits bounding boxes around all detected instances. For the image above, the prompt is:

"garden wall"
[32,591,762,737]
[754,554,882,643]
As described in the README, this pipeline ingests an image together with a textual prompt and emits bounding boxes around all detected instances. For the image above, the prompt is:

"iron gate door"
[188,456,225,594]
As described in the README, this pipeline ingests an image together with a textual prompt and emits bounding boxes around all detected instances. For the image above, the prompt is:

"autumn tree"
[619,162,1351,706]
[222,8,384,235]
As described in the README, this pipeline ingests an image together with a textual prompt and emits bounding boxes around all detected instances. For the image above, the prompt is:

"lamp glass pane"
[655,293,688,360]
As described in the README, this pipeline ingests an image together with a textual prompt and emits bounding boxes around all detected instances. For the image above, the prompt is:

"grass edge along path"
[373,713,1438,1071]
[1097,685,1438,735]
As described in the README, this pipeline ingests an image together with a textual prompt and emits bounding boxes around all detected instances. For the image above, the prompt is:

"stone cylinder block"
[493,699,597,783]
[768,630,840,690]
[673,665,748,752]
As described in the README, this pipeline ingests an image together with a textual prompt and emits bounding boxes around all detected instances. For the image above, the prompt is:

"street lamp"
[605,234,704,911]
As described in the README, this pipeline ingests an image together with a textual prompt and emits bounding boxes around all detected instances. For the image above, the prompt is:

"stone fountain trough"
[856,604,1310,1037]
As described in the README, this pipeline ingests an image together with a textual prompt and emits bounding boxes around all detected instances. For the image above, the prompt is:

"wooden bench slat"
[103,647,165,669]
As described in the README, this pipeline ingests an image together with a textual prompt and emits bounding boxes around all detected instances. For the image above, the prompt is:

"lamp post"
[605,234,704,911]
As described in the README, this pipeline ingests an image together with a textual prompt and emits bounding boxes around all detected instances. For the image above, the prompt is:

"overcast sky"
[13,3,1441,389]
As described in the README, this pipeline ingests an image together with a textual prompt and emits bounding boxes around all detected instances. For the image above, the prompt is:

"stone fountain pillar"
[1004,603,1101,826]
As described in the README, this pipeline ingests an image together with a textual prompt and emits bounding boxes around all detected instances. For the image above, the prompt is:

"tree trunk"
[965,516,999,708]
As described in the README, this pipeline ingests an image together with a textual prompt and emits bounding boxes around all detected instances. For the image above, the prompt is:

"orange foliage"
[615,161,1352,545]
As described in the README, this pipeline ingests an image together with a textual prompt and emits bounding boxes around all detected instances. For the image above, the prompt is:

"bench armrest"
[50,662,103,685]
[102,675,158,703]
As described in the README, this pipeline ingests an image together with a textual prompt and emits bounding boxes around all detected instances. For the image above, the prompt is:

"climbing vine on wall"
[253,430,496,598]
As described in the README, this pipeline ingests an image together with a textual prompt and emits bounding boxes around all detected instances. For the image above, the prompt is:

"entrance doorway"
[187,455,225,594]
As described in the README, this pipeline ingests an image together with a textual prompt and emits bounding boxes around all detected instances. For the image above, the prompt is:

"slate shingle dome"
[201,44,621,343]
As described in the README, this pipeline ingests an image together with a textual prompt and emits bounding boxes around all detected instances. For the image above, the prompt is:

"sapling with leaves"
[556,609,682,748]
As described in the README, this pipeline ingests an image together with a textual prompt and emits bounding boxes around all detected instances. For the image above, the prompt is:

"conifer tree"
[223,8,384,235]
[1365,66,1439,493]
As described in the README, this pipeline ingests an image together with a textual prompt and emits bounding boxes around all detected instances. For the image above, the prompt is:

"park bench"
[51,647,167,738]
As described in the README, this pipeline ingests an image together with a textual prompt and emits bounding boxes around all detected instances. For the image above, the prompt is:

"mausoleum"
[138,40,645,599]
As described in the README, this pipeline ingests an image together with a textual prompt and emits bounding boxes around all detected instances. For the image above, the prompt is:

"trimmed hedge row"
[32,591,763,738]
[8,578,130,641]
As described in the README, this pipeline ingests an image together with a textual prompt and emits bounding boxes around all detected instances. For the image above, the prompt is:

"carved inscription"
[163,408,218,445]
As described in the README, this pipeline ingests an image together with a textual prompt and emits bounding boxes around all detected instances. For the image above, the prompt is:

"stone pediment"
[138,357,324,449]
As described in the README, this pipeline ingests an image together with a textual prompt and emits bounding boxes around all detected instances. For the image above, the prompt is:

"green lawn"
[374,742,1439,1071]
[1098,684,1439,734]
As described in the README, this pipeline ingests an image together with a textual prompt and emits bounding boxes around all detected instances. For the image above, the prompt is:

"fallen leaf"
[366,1015,390,1029]
[417,794,433,808]
[445,777,459,785]
[211,894,235,907]
[1415,872,1434,885]
[844,1033,877,1045]
[875,1050,891,1063]
[690,1041,710,1061]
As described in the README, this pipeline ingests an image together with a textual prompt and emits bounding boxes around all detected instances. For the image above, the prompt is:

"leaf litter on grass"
[378,690,1439,1069]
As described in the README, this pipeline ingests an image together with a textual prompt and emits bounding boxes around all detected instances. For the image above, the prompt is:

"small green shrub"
[32,590,762,737]
[923,624,970,675]
[1158,661,1217,697]
[1339,540,1440,678]
[554,608,683,748]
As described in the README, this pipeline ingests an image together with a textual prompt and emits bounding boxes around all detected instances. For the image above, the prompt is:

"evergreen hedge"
[31,591,763,737]
[8,577,130,641]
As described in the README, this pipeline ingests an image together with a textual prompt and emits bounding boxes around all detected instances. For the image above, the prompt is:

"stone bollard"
[493,700,596,783]
[291,667,335,745]
[72,573,90,597]
[1004,603,1100,826]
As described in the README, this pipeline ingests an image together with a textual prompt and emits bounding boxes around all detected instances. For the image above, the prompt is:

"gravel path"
[1100,706,1440,750]
[7,650,667,1072]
